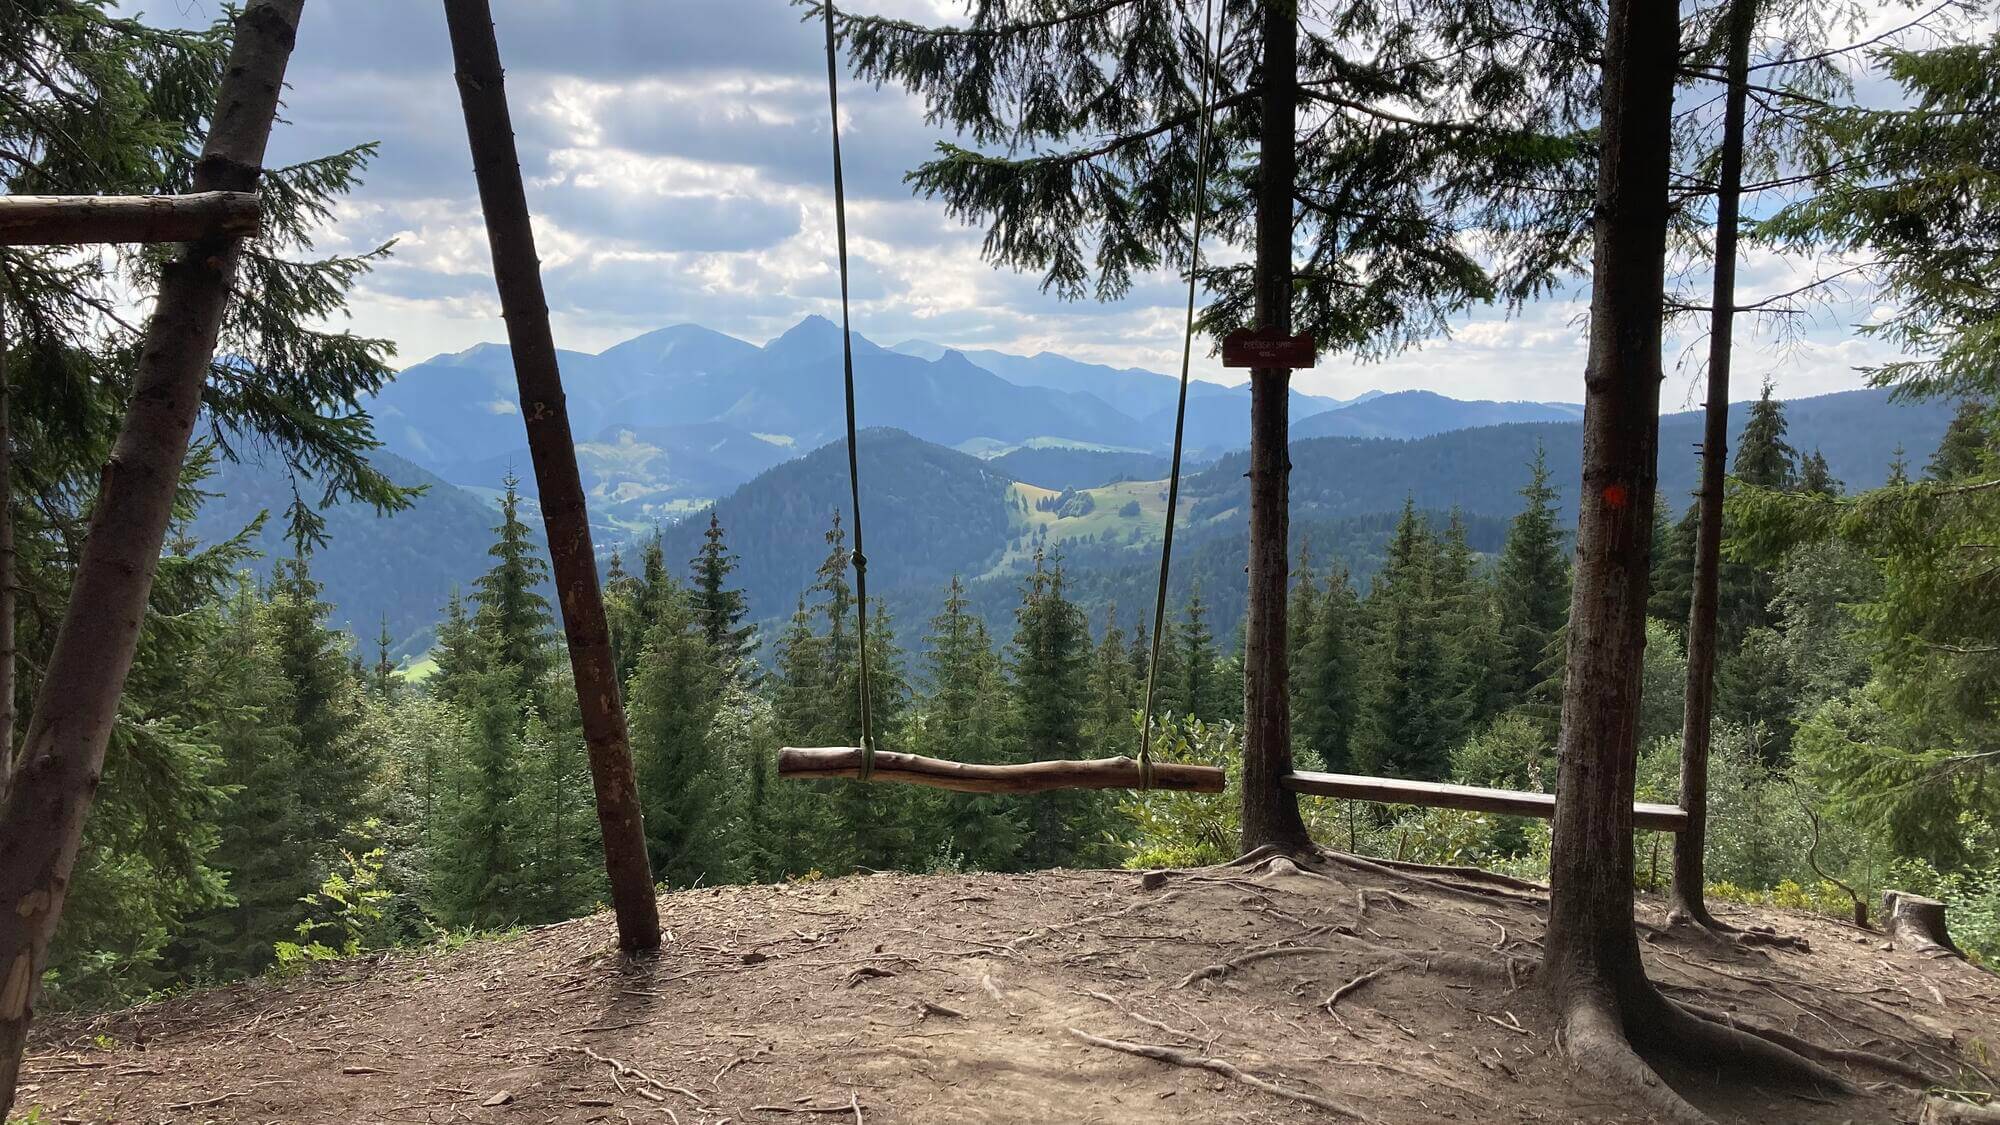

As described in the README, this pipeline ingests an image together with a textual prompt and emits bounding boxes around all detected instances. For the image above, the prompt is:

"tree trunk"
[0,4,303,1115]
[0,302,13,802]
[0,192,262,246]
[1537,5,1855,1120]
[441,0,661,952]
[1239,0,1312,855]
[1671,0,1758,930]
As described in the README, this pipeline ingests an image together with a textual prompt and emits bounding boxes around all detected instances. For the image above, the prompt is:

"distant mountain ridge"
[369,315,1587,528]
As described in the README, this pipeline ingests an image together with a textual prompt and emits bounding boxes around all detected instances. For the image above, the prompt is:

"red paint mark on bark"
[1602,483,1629,508]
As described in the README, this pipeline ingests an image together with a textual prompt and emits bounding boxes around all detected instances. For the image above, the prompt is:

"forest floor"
[17,853,2000,1124]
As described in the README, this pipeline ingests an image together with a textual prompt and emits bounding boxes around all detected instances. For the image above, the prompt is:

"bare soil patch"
[17,855,2000,1123]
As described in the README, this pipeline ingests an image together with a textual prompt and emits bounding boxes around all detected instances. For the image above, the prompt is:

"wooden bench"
[1280,770,1689,832]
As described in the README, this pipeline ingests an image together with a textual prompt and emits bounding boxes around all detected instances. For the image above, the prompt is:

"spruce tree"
[1926,399,1995,483]
[1006,553,1104,868]
[430,587,484,705]
[627,582,727,887]
[1492,447,1571,716]
[915,578,1021,870]
[471,473,554,693]
[371,616,400,699]
[1733,382,1798,490]
[180,582,311,979]
[1353,502,1454,780]
[689,510,756,676]
[266,553,369,856]
[831,599,914,871]
[1082,605,1137,762]
[436,666,527,929]
[766,596,832,875]
[1176,584,1225,724]
[1294,564,1361,772]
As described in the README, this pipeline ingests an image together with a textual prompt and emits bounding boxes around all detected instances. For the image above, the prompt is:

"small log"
[1883,890,1962,958]
[1922,1097,2000,1124]
[777,748,1226,794]
[1280,770,1688,832]
[0,192,262,246]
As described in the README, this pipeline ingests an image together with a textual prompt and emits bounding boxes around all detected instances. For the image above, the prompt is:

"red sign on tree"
[1221,327,1316,369]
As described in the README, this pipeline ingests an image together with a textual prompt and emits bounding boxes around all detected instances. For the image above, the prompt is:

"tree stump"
[1883,890,1962,959]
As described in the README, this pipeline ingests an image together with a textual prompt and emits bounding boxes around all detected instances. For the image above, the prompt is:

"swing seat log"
[778,747,1227,794]
[1280,770,1689,832]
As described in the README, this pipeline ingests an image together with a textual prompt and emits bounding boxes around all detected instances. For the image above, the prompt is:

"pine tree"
[689,510,756,676]
[1926,399,1995,483]
[1294,565,1362,772]
[1007,553,1105,868]
[1082,605,1136,762]
[1733,382,1798,490]
[603,547,646,686]
[266,554,370,856]
[1492,448,1571,716]
[766,596,832,876]
[1176,584,1225,723]
[179,582,312,979]
[914,578,1021,871]
[435,666,528,929]
[832,600,914,870]
[627,583,727,888]
[430,587,484,705]
[1353,502,1454,780]
[371,616,400,699]
[471,473,554,693]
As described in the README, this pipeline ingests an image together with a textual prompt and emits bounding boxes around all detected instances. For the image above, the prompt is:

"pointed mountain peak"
[765,314,882,361]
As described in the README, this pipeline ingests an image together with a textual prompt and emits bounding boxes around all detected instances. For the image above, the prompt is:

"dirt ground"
[16,854,2000,1124]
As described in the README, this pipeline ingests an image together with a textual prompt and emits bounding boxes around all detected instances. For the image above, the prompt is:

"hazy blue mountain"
[1291,390,1585,440]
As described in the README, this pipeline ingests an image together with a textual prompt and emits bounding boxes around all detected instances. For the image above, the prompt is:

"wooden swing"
[776,0,1226,797]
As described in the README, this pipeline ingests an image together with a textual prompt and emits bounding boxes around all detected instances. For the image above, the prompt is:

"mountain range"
[363,315,1589,532]
[192,322,1958,659]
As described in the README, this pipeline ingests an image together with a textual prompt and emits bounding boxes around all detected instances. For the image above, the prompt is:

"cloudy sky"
[143,0,1943,406]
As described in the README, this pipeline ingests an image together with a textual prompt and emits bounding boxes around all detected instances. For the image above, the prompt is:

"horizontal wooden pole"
[778,747,1227,794]
[0,191,262,246]
[1281,770,1689,833]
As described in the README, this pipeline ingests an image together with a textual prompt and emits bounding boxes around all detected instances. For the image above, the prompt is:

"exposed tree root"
[1007,892,1183,950]
[1067,1028,1376,1121]
[1560,992,1715,1125]
[1178,944,1356,989]
[1661,903,1809,953]
[1670,999,1941,1088]
[1311,848,1546,909]
[1645,995,1857,1096]
[1366,857,1549,894]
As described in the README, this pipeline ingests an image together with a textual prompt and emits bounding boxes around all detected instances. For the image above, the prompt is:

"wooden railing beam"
[1281,770,1689,833]
[0,192,261,246]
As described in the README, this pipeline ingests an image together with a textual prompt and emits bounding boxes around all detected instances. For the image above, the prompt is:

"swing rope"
[822,0,876,780]
[1137,0,1221,789]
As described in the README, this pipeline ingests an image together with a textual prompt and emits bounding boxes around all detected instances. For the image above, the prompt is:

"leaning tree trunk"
[1671,0,1758,931]
[1538,2,1851,1121]
[1240,0,1312,854]
[0,3,300,1114]
[441,0,661,952]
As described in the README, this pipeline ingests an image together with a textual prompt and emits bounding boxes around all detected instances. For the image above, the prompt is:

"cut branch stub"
[777,747,1225,794]
[0,192,261,245]
[1882,890,1962,959]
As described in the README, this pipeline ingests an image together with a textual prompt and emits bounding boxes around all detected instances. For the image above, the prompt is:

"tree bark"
[0,4,303,1116]
[778,747,1226,793]
[0,302,13,803]
[441,0,661,952]
[1882,890,1962,958]
[0,192,261,246]
[1239,0,1312,855]
[1671,0,1758,931]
